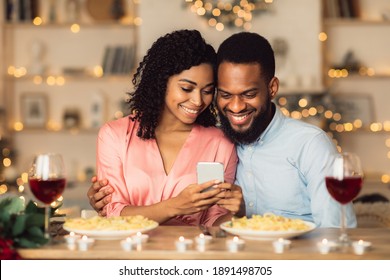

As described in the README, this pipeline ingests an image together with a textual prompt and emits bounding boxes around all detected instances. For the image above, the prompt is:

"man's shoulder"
[284,117,327,136]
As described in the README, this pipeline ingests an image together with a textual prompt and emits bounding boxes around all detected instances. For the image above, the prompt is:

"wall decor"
[331,94,375,127]
[21,93,48,128]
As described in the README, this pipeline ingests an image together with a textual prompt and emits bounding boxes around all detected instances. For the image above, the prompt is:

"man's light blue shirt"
[235,104,357,228]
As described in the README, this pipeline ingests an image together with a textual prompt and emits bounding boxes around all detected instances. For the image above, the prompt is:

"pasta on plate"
[227,213,311,231]
[64,215,158,231]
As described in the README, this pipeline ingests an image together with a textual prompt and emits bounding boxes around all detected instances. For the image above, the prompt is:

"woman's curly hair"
[128,29,217,139]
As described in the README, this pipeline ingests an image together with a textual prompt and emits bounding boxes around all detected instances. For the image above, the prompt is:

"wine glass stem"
[339,204,349,244]
[44,205,50,239]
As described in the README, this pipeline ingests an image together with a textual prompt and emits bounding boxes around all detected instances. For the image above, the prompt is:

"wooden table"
[17,226,390,260]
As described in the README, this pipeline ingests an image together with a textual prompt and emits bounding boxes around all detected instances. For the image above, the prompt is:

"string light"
[185,0,273,31]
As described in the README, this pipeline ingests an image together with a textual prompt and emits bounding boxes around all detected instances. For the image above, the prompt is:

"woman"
[96,29,242,226]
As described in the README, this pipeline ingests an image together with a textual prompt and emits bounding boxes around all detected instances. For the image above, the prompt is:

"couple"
[88,30,356,228]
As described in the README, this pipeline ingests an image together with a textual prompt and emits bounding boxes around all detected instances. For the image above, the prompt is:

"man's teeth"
[181,106,199,114]
[232,114,248,121]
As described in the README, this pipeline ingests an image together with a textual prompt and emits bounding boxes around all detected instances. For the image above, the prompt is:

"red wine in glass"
[28,153,66,241]
[325,176,363,204]
[29,178,66,205]
[325,152,363,246]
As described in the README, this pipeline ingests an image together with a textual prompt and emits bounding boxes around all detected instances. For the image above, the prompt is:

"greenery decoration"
[184,0,272,30]
[0,196,63,259]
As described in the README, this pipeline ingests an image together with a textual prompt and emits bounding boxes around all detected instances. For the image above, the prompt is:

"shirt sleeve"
[96,121,129,217]
[303,132,357,228]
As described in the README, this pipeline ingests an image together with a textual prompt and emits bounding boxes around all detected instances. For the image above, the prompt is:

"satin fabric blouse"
[97,116,238,226]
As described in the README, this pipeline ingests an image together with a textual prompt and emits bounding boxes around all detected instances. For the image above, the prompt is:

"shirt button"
[248,202,254,207]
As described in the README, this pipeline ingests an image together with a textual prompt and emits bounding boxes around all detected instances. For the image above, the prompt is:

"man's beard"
[218,101,274,145]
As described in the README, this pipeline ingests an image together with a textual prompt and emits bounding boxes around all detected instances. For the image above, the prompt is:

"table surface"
[17,226,390,260]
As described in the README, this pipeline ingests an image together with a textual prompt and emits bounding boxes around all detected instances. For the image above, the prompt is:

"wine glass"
[325,152,363,246]
[28,153,67,241]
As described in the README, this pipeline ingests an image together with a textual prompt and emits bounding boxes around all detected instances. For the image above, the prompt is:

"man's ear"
[268,77,279,100]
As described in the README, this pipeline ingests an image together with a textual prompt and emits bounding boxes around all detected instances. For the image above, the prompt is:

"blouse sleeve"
[96,120,130,217]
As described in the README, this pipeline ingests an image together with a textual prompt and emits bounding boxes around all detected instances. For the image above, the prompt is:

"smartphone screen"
[197,162,224,192]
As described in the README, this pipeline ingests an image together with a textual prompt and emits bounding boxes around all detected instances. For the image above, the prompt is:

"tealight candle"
[175,236,193,252]
[132,232,149,245]
[77,235,95,251]
[195,233,213,246]
[317,238,331,254]
[352,240,372,255]
[64,232,81,250]
[120,237,134,251]
[226,236,245,252]
[272,238,291,254]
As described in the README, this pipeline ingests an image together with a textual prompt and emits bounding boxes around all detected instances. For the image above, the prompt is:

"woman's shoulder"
[99,115,138,136]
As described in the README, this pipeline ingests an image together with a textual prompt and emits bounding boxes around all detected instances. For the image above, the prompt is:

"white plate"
[63,223,158,240]
[220,221,316,240]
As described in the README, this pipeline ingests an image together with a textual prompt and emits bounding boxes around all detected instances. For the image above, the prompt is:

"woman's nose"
[190,92,202,106]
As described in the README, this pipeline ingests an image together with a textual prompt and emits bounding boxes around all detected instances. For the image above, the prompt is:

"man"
[88,32,356,228]
[214,32,355,227]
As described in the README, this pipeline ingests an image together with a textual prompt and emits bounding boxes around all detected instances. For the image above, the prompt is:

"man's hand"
[87,176,113,216]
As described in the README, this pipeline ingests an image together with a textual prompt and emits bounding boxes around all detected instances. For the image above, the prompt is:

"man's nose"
[228,96,246,112]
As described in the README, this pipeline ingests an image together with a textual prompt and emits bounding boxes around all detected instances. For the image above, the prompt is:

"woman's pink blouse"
[96,117,237,226]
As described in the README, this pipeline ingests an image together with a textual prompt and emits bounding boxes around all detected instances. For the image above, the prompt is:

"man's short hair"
[217,32,275,83]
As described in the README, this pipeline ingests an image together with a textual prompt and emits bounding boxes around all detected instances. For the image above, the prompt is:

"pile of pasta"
[64,215,158,231]
[229,213,311,231]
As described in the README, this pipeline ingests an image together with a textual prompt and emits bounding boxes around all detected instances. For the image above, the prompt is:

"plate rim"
[220,220,316,240]
[63,222,158,239]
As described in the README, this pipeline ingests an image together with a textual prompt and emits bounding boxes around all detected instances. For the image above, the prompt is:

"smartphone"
[197,162,224,193]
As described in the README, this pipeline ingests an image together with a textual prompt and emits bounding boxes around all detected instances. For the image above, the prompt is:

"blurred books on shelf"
[325,0,361,19]
[4,0,39,22]
[101,44,135,75]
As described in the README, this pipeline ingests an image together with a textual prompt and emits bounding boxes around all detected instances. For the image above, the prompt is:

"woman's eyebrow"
[179,79,214,88]
[178,79,197,85]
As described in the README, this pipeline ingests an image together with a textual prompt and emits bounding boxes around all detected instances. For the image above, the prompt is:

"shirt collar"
[257,102,285,143]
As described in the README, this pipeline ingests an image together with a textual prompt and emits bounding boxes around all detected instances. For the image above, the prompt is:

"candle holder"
[120,237,134,252]
[317,238,337,254]
[226,236,245,252]
[64,231,81,250]
[195,233,213,246]
[132,232,149,245]
[352,240,372,255]
[175,236,193,252]
[195,233,212,252]
[272,238,291,254]
[77,235,95,251]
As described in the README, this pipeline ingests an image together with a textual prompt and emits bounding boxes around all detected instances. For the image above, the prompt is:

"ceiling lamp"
[184,0,273,31]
